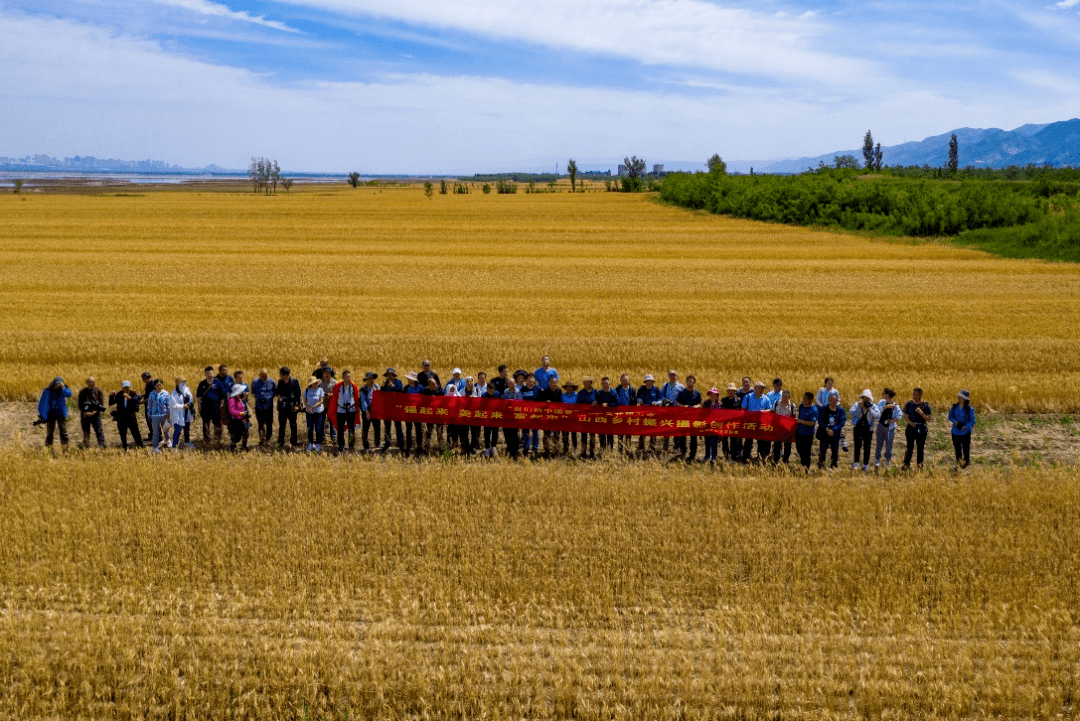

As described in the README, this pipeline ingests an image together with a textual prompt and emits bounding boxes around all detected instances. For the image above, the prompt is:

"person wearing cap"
[817,390,846,468]
[560,380,579,455]
[304,376,327,451]
[310,359,334,385]
[380,368,404,453]
[674,375,702,462]
[848,389,881,471]
[37,376,72,447]
[481,381,502,455]
[595,377,620,457]
[576,377,598,459]
[660,371,685,453]
[902,387,932,469]
[700,388,722,463]
[146,379,171,453]
[501,379,523,459]
[109,380,144,450]
[402,372,424,456]
[77,376,107,449]
[226,384,251,451]
[533,356,559,395]
[275,367,303,449]
[720,383,742,461]
[636,374,663,455]
[741,381,774,462]
[948,390,976,470]
[358,372,380,451]
[445,368,466,396]
[795,392,819,469]
[318,367,338,445]
[537,375,563,457]
[169,377,195,449]
[251,369,277,446]
[771,389,797,464]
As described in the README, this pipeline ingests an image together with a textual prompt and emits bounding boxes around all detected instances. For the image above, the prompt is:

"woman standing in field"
[817,390,846,469]
[358,372,379,452]
[330,370,360,452]
[304,377,326,452]
[226,385,251,451]
[874,388,902,469]
[948,390,976,470]
[848,389,880,471]
[701,388,721,464]
[795,392,818,469]
[169,377,195,449]
[146,379,171,453]
[720,383,741,461]
[770,389,797,464]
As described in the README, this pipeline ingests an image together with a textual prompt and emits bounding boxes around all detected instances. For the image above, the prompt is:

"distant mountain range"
[761,119,1080,174]
[0,154,237,174]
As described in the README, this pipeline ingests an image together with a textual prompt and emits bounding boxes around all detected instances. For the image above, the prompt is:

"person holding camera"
[948,390,976,470]
[226,385,251,451]
[304,376,326,452]
[77,376,107,448]
[874,388,902,469]
[848,389,881,471]
[169,377,195,449]
[109,380,144,450]
[902,387,932,469]
[275,366,302,449]
[37,376,72,447]
[816,390,846,469]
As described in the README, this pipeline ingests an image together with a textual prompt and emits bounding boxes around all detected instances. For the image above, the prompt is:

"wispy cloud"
[1055,0,1080,8]
[152,0,301,33]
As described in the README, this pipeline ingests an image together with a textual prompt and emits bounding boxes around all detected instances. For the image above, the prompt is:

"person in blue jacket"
[741,381,774,462]
[948,389,976,470]
[380,368,404,453]
[795,392,819,469]
[576,377,598,459]
[37,376,72,447]
[817,390,846,468]
[636,374,663,455]
[560,380,579,455]
[674,375,702,462]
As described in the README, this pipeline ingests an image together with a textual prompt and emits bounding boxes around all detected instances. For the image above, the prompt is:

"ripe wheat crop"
[1,186,1079,411]
[1,451,1078,718]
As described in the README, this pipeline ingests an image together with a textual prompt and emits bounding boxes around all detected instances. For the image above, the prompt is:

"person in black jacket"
[109,380,143,450]
[576,377,598,459]
[594,376,619,456]
[380,368,404,452]
[674,375,703,462]
[537,375,564,457]
[275,366,302,448]
[719,383,741,461]
[416,360,442,450]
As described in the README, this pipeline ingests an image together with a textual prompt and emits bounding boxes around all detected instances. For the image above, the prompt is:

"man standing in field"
[636,374,662,455]
[196,366,221,443]
[533,356,559,394]
[319,367,337,446]
[674,375,703,462]
[660,371,685,453]
[902,387,932,469]
[595,376,620,457]
[741,381,774,462]
[417,360,443,449]
[615,374,637,454]
[140,371,155,437]
[37,376,72,447]
[275,367,302,449]
[77,376,107,448]
[491,365,510,394]
[251,369,276,446]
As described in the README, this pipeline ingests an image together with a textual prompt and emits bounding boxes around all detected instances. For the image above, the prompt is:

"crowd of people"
[34,355,978,470]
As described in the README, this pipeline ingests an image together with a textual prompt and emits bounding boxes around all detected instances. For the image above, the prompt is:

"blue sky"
[2,0,1079,173]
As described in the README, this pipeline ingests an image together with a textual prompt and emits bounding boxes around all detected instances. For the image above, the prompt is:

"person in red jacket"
[328,369,361,452]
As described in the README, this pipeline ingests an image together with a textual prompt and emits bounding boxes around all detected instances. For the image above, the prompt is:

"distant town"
[0,154,232,174]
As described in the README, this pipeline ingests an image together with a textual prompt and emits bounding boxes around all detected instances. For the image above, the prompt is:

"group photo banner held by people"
[369,392,798,441]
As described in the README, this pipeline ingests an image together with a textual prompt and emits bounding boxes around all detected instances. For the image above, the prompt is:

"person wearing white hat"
[948,389,976,470]
[303,376,326,451]
[849,389,881,470]
[109,380,144,450]
[445,368,465,395]
[169,377,196,449]
[226,383,251,451]
[636,374,663,455]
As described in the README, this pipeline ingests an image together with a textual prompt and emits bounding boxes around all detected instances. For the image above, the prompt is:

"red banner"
[370,393,797,440]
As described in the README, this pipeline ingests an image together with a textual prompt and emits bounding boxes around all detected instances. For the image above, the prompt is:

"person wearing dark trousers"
[659,370,685,454]
[211,365,235,439]
[519,373,540,455]
[275,366,302,448]
[304,377,326,451]
[560,381,579,455]
[741,381,773,462]
[37,376,72,447]
[902,387,932,469]
[318,367,337,446]
[403,372,424,456]
[636,374,663,454]
[575,377,598,459]
[874,388,902,469]
[422,378,444,452]
[614,374,637,454]
[464,376,480,454]
[77,376,107,448]
[720,383,741,460]
[701,388,721,463]
[948,389,976,470]
[817,391,846,468]
[417,360,443,450]
[674,375,702,462]
[329,370,360,452]
[770,389,797,464]
[595,377,620,456]
[537,375,564,457]
[848,389,880,470]
[359,372,380,451]
[380,368,404,452]
[195,366,221,443]
[140,371,155,441]
[501,381,523,459]
[795,392,818,469]
[482,382,502,456]
[251,369,277,446]
[109,380,143,449]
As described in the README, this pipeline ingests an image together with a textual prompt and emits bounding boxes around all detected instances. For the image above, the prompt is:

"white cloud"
[1055,0,1080,8]
[152,0,301,33]
[272,0,876,86]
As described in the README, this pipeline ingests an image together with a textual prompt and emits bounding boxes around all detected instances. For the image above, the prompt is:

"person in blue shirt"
[251,369,277,446]
[795,392,819,469]
[533,356,558,394]
[501,381,523,459]
[948,390,976,470]
[660,370,685,454]
[519,373,541,454]
[765,378,784,408]
[614,374,636,453]
[595,377,620,456]
[815,377,848,453]
[576,377,598,459]
[560,380,579,455]
[636,374,663,455]
[674,375,702,462]
[817,390,846,468]
[37,376,72,447]
[741,381,774,462]
[701,388,721,464]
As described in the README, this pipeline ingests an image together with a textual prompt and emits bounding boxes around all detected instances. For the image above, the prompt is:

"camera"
[32,417,47,427]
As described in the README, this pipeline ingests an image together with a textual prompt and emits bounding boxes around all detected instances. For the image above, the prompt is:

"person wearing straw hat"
[636,374,663,455]
[303,376,326,452]
[849,389,881,470]
[720,383,741,461]
[560,380,579,456]
[380,368,404,453]
[37,375,72,448]
[701,387,722,464]
[948,389,976,470]
[771,389,797,465]
[902,387,932,469]
[358,371,379,452]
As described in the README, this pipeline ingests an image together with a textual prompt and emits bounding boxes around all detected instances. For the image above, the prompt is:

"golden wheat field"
[2,185,1080,411]
[3,185,1080,719]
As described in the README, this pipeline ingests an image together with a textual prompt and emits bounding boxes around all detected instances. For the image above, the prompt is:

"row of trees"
[248,158,291,194]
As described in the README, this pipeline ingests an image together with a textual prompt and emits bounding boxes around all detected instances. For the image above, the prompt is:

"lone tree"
[834,154,859,170]
[567,159,578,192]
[706,154,727,174]
[423,181,433,199]
[862,131,875,170]
[874,143,883,171]
[622,155,647,191]
[947,134,959,172]
[347,172,361,188]
[12,179,22,195]
[281,178,293,193]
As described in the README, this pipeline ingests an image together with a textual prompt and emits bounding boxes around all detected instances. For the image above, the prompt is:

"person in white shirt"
[849,389,881,470]
[169,377,195,449]
[304,377,326,451]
